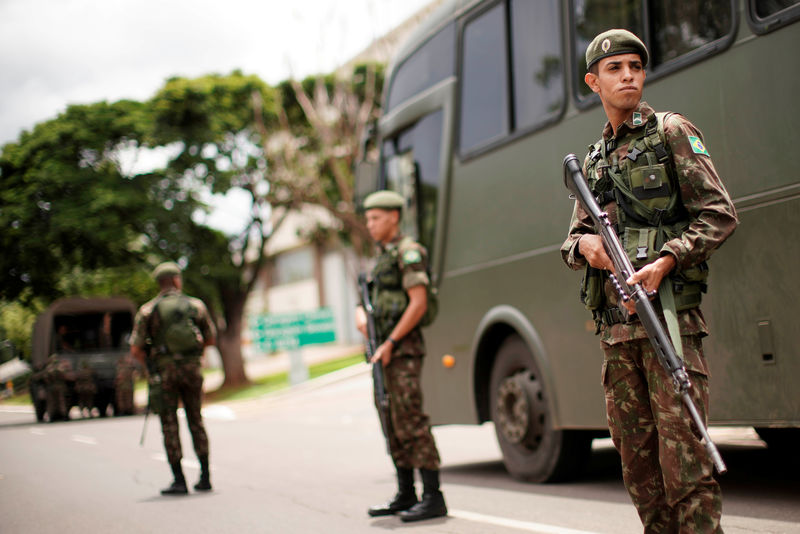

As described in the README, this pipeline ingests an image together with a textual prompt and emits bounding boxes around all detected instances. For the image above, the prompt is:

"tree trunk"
[216,287,250,388]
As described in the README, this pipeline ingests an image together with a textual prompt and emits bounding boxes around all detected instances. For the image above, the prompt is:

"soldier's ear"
[584,72,600,94]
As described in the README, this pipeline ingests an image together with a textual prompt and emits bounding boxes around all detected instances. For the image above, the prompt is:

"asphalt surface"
[1,363,799,534]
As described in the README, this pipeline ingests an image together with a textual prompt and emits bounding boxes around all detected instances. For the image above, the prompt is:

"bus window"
[572,0,734,101]
[573,0,643,99]
[510,0,564,131]
[386,23,456,112]
[459,3,509,153]
[753,0,800,16]
[381,111,444,255]
[649,1,733,65]
[748,0,800,32]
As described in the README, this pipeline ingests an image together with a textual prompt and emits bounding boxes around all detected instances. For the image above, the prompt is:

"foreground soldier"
[561,30,737,532]
[356,190,447,523]
[130,262,216,495]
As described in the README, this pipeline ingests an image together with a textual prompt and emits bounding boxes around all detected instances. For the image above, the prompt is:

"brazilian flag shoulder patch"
[688,136,710,156]
[402,248,422,265]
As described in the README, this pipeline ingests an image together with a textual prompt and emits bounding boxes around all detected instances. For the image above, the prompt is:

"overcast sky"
[0,0,433,146]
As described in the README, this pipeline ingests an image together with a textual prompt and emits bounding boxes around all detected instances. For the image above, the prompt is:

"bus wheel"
[489,334,591,482]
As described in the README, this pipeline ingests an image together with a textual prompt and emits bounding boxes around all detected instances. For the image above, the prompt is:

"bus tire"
[489,334,591,482]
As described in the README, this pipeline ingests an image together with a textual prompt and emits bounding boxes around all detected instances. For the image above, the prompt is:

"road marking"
[71,435,97,445]
[450,509,601,534]
[30,428,46,435]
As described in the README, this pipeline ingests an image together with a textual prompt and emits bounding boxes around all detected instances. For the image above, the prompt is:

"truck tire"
[489,334,591,482]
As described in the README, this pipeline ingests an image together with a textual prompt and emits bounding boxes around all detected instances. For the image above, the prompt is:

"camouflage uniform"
[372,234,440,471]
[562,102,737,533]
[130,288,216,466]
[114,356,136,415]
[74,361,97,417]
[44,355,73,421]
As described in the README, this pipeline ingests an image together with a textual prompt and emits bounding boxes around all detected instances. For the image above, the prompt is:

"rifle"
[358,273,393,453]
[563,153,727,475]
[139,401,150,446]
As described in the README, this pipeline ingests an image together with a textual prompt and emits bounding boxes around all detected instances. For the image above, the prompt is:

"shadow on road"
[441,441,800,522]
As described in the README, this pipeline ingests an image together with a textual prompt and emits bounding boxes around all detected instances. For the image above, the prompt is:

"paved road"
[1,365,798,533]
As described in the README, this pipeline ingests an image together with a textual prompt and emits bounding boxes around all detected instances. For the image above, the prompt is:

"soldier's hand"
[627,255,676,294]
[355,306,368,338]
[370,342,393,367]
[578,234,615,271]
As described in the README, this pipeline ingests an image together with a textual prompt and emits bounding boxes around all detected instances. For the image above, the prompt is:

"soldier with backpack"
[130,262,217,496]
[356,190,447,523]
[560,30,737,532]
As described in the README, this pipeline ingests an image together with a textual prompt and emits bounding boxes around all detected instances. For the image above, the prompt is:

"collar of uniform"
[601,101,656,141]
[378,233,404,253]
[158,288,182,297]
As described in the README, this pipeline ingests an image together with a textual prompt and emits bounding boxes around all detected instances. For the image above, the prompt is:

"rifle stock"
[563,153,727,475]
[358,273,393,453]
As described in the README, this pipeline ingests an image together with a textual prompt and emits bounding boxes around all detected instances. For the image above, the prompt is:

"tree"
[254,64,385,255]
[0,100,156,302]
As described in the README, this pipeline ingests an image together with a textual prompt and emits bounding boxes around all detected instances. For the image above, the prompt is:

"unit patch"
[632,112,643,126]
[402,249,422,265]
[688,136,710,156]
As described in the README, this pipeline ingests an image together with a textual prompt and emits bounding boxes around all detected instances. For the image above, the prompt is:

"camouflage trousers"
[381,355,440,470]
[602,335,723,534]
[157,358,209,465]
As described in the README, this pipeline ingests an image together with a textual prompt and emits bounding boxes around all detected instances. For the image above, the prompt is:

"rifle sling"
[658,278,684,360]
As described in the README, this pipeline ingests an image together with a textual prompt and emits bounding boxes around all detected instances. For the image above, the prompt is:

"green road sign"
[250,308,337,352]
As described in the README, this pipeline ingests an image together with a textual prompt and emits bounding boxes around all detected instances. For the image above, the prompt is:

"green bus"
[356,0,800,482]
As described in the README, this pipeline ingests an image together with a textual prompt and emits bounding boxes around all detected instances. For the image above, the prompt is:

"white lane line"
[71,435,97,445]
[450,509,601,534]
[30,428,46,435]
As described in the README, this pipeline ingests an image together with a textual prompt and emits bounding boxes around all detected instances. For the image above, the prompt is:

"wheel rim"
[495,370,547,450]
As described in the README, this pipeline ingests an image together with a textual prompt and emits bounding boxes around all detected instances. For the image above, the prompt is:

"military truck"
[30,297,136,421]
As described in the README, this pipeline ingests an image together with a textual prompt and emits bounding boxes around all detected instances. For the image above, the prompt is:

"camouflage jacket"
[561,102,738,345]
[130,289,216,357]
[371,234,429,358]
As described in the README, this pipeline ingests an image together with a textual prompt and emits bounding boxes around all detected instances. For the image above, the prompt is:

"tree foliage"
[0,64,383,386]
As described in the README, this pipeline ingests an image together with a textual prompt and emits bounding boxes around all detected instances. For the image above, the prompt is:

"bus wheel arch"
[472,306,591,482]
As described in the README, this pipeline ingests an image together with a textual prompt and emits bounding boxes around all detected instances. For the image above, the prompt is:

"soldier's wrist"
[388,336,398,347]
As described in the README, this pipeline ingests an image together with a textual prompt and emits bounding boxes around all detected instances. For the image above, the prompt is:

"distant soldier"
[74,359,97,418]
[130,262,217,495]
[114,355,136,416]
[356,191,447,522]
[44,354,73,422]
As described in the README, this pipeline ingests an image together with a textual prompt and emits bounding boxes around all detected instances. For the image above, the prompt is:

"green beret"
[152,261,181,280]
[363,190,404,211]
[586,29,648,70]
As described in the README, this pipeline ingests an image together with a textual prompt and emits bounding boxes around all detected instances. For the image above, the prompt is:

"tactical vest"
[371,236,437,340]
[581,112,708,320]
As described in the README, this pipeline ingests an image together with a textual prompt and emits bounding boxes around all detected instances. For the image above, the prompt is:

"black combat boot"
[367,467,418,517]
[194,454,212,491]
[161,461,188,495]
[397,469,447,522]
